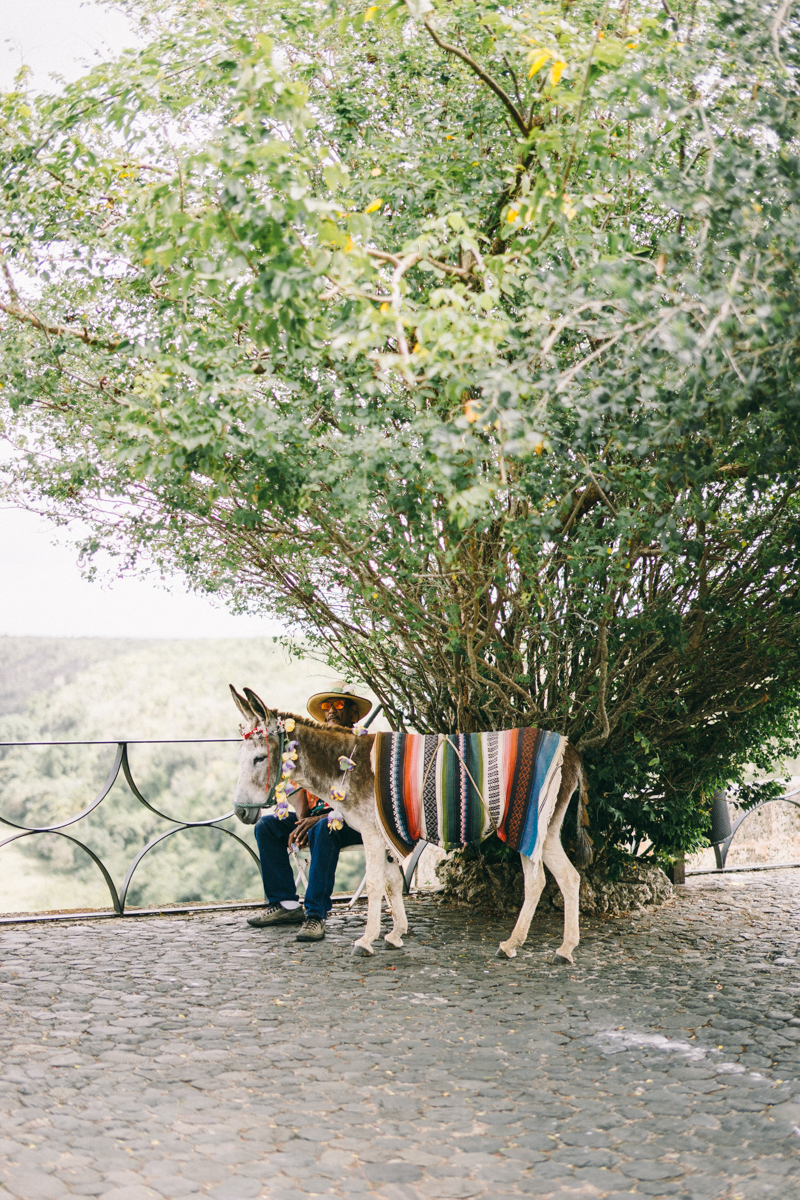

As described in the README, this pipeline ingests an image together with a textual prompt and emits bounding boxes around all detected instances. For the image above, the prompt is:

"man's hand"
[288,814,326,848]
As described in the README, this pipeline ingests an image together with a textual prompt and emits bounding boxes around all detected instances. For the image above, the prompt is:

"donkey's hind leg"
[542,833,581,964]
[497,855,547,960]
[383,856,409,949]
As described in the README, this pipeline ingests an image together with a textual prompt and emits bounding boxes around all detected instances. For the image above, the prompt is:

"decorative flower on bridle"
[238,713,299,818]
[271,737,300,819]
[326,723,366,830]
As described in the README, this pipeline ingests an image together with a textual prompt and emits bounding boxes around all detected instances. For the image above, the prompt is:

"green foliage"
[3,0,800,861]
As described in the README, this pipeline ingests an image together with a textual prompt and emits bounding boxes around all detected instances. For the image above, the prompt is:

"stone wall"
[687,780,800,871]
[435,849,673,916]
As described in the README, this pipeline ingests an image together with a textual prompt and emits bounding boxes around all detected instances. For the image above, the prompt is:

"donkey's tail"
[574,760,594,869]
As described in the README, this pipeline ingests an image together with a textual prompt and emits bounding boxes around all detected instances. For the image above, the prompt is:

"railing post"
[711,789,733,869]
[669,852,685,885]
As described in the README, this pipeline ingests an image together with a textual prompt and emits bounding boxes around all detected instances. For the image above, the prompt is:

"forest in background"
[0,637,370,913]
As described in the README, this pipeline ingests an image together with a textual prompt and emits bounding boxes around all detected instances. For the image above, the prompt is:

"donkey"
[230,686,592,962]
[231,686,409,955]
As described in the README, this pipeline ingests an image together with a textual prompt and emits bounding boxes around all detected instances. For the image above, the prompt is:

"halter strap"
[240,723,284,807]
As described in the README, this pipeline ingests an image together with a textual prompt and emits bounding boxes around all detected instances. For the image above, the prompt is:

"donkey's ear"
[230,685,256,724]
[243,687,269,724]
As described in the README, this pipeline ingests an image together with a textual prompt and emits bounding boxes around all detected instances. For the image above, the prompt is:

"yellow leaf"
[549,60,566,86]
[364,5,378,19]
[370,167,382,176]
[527,48,551,77]
[345,236,354,252]
[363,198,383,214]
[379,302,391,313]
[506,207,520,223]
[464,401,480,423]
[654,253,667,277]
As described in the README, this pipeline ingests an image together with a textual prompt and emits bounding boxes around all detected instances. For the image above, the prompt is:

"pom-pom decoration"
[338,755,356,772]
[327,811,344,831]
[352,724,369,737]
[329,785,347,805]
[275,797,292,819]
[284,718,296,732]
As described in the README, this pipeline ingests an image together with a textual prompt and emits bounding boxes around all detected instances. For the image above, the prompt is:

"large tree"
[3,0,800,863]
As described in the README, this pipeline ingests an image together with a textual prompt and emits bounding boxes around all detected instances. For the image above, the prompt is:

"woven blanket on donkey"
[374,728,567,859]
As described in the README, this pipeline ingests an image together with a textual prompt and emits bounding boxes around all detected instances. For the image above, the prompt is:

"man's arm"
[293,789,312,819]
[288,789,327,848]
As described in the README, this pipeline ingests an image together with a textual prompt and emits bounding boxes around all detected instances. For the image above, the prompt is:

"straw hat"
[307,681,372,723]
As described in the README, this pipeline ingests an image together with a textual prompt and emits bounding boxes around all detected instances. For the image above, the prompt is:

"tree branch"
[577,620,611,749]
[771,0,795,73]
[0,300,123,351]
[419,16,530,136]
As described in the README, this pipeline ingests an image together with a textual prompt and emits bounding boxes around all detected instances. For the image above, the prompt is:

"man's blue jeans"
[253,811,363,919]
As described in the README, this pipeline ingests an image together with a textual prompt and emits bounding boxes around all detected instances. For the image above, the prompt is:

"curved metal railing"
[682,786,800,876]
[708,786,800,871]
[0,738,260,918]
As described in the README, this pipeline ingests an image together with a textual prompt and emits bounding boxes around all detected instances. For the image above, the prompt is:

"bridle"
[242,722,286,809]
[240,709,373,822]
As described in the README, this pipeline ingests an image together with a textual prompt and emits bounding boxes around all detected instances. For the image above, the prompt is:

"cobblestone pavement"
[2,872,800,1200]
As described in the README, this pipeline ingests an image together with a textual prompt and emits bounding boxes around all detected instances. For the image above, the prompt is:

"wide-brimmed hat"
[307,681,372,724]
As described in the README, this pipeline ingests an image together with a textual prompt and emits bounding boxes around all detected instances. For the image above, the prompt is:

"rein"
[416,735,499,834]
[263,727,284,808]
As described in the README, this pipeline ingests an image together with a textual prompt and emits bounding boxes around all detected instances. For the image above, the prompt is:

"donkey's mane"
[267,709,374,781]
[272,709,322,731]
[271,710,365,738]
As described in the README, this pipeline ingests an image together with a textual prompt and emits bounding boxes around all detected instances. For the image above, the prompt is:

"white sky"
[0,508,281,637]
[0,2,285,639]
[0,0,133,90]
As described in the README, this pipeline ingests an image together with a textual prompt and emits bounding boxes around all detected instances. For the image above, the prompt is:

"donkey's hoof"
[352,941,374,957]
[496,944,516,960]
[384,935,404,949]
[553,951,574,965]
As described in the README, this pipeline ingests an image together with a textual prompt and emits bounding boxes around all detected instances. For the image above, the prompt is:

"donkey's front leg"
[352,830,387,956]
[383,856,408,948]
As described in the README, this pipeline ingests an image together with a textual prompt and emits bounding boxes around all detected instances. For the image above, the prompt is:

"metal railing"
[685,786,800,876]
[0,738,263,923]
[0,732,423,926]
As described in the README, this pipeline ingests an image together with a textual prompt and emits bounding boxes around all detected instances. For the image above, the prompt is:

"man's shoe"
[247,904,305,929]
[296,916,326,942]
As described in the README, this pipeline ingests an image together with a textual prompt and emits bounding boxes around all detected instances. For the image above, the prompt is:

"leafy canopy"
[3,0,800,860]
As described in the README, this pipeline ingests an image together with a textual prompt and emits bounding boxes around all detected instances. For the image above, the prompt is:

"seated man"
[247,683,371,943]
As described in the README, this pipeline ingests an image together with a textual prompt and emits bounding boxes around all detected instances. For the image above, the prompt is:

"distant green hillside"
[0,636,334,735]
[0,638,371,913]
[0,637,138,717]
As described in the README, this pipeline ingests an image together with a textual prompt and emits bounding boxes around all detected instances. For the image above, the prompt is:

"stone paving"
[2,871,800,1200]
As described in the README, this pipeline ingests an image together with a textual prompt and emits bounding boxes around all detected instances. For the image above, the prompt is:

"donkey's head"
[229,685,287,812]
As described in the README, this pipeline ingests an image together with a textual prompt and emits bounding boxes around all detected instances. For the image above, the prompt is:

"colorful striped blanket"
[374,728,567,860]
